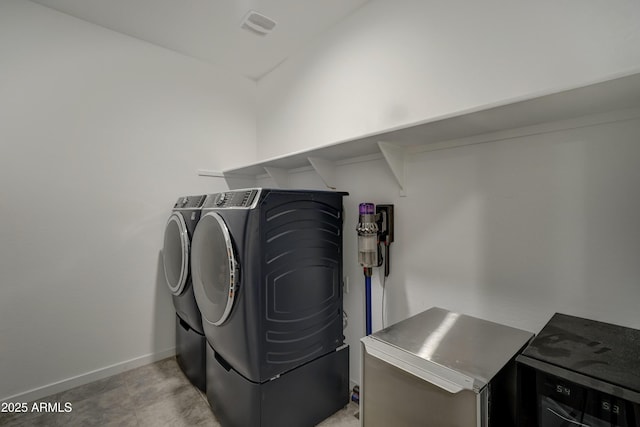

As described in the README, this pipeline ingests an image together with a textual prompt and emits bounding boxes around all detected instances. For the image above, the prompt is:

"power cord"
[381,272,387,329]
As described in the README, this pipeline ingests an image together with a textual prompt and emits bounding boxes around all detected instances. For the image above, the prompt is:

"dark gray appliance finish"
[163,194,207,334]
[162,194,207,391]
[205,343,349,427]
[175,315,206,391]
[191,188,350,427]
[361,307,534,427]
[521,313,640,394]
[192,188,348,383]
[517,313,640,427]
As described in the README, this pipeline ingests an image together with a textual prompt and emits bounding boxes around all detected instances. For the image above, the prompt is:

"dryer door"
[162,212,190,295]
[191,212,238,326]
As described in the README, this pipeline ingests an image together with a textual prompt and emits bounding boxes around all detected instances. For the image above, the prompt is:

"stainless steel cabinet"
[361,307,533,427]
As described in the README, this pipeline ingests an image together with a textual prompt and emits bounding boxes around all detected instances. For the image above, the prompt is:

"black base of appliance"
[206,343,349,427]
[173,283,204,335]
[176,315,206,392]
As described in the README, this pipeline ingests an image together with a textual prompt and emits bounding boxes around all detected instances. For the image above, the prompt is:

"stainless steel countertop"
[364,307,533,391]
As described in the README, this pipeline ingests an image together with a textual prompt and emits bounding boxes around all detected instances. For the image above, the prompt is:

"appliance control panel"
[174,195,206,209]
[203,189,260,209]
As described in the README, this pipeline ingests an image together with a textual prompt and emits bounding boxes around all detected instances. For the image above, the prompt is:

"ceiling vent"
[240,11,276,36]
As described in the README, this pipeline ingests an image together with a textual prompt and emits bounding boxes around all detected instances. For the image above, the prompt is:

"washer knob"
[215,193,227,206]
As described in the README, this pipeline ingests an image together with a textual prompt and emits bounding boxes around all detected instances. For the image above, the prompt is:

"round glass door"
[191,212,238,326]
[162,213,190,295]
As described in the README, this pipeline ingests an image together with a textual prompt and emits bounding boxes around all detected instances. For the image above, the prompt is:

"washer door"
[162,212,190,295]
[191,212,238,326]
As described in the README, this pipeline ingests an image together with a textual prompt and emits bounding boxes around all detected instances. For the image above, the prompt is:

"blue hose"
[365,275,372,335]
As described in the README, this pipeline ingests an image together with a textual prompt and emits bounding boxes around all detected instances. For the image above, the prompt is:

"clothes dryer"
[191,188,349,426]
[162,194,207,391]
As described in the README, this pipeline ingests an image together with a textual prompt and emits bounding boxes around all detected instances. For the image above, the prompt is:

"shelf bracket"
[197,169,225,178]
[223,173,256,190]
[264,167,289,189]
[307,157,336,190]
[378,141,406,196]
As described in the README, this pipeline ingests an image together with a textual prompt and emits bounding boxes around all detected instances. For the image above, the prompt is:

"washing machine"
[191,188,350,427]
[162,194,207,391]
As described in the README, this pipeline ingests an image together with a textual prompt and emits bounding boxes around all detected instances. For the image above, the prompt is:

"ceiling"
[30,0,369,80]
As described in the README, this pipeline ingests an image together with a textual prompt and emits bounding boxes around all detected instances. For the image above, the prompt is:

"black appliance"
[191,188,349,427]
[162,194,207,391]
[517,313,640,427]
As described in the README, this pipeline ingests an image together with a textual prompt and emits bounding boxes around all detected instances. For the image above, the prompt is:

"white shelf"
[217,71,640,191]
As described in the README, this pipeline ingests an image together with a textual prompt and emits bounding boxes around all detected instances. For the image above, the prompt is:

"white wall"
[255,0,640,386]
[258,115,640,386]
[3,0,640,403]
[257,0,640,160]
[0,0,255,401]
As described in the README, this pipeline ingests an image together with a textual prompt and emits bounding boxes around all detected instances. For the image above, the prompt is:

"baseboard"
[0,347,176,404]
